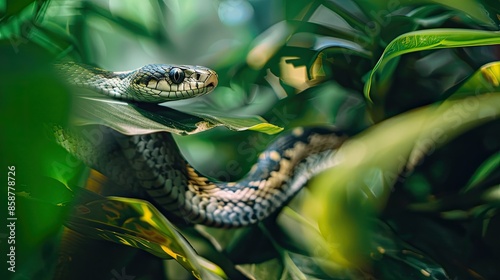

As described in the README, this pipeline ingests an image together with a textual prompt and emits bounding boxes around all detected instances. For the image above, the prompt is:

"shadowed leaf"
[71,94,283,135]
[365,29,500,103]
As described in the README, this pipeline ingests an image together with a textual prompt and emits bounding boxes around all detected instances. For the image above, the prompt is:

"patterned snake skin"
[54,62,346,227]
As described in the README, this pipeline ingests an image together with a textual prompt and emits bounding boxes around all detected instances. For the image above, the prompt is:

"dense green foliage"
[1,0,500,279]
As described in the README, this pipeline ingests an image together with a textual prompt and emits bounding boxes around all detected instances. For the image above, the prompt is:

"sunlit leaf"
[65,188,227,279]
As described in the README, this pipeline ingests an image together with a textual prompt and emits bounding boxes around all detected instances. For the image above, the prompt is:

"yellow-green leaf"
[305,92,500,265]
[452,61,500,98]
[65,189,227,279]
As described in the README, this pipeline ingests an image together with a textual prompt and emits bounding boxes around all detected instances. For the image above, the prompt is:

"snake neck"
[54,62,134,100]
[113,127,347,227]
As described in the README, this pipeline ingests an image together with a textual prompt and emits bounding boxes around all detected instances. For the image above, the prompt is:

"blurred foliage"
[1,0,500,279]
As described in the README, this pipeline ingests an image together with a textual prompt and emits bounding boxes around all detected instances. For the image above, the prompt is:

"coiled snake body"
[54,62,346,227]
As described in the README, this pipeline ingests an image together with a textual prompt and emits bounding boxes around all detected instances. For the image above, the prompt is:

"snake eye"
[169,68,185,84]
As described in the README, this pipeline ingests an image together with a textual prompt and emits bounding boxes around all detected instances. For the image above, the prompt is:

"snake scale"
[54,62,347,227]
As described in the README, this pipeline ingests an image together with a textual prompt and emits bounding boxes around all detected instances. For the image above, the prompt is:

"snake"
[54,62,347,227]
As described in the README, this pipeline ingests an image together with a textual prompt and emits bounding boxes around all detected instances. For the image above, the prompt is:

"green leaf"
[305,93,500,265]
[273,207,354,279]
[369,221,449,279]
[406,6,460,27]
[364,29,500,102]
[81,1,163,40]
[281,196,449,279]
[71,93,283,135]
[0,0,47,21]
[451,61,500,98]
[441,61,500,194]
[320,0,371,32]
[65,188,227,279]
[463,152,500,192]
[247,20,370,70]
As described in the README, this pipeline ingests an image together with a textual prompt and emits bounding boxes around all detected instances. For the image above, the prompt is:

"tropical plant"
[1,0,499,279]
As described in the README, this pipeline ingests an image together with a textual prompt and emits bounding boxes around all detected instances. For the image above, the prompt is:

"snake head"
[130,64,218,103]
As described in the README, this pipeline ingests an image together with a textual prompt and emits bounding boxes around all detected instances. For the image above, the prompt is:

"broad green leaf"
[305,93,500,265]
[71,93,283,135]
[65,188,227,279]
[364,29,500,102]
